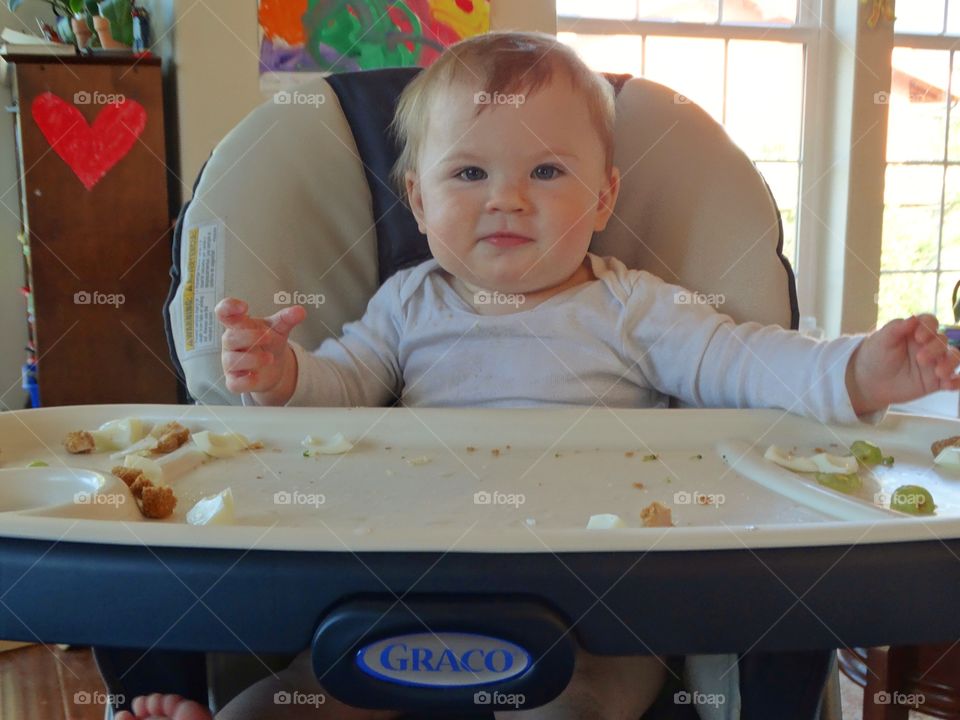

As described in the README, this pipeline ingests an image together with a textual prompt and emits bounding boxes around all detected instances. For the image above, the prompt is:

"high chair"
[94,66,840,720]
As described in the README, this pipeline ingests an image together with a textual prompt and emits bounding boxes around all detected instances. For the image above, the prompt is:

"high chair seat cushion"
[167,68,795,406]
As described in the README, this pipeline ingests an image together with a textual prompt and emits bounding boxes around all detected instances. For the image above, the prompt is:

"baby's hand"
[216,297,306,404]
[846,313,960,416]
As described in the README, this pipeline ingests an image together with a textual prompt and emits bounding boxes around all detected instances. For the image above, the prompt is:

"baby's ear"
[405,171,427,234]
[594,166,621,232]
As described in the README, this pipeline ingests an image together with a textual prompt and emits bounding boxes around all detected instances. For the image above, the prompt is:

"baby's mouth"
[481,232,534,248]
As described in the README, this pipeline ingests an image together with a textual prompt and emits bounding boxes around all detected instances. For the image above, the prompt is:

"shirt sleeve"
[242,275,404,408]
[620,273,888,426]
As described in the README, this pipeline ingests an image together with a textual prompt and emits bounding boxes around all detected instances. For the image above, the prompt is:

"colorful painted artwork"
[258,0,490,74]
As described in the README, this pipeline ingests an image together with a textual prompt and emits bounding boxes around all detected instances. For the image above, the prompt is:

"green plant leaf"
[68,0,85,15]
[97,0,133,46]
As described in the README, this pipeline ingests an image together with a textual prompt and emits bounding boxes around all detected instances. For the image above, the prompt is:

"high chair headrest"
[166,68,796,405]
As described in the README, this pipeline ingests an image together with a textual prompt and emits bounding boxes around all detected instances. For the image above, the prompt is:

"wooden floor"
[0,644,107,720]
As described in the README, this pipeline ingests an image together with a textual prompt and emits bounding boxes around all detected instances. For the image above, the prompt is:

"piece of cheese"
[186,488,235,526]
[764,445,857,474]
[193,431,250,458]
[302,433,353,455]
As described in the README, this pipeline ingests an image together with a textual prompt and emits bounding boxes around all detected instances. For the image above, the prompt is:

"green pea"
[25,460,48,468]
[815,472,863,495]
[891,485,936,515]
[850,440,883,466]
[881,456,895,467]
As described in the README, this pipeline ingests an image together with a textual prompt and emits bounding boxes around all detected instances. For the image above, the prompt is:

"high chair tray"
[1,404,958,656]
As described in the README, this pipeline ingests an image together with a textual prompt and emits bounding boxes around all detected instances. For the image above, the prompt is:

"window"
[876,6,960,329]
[557,0,813,289]
[561,1,960,335]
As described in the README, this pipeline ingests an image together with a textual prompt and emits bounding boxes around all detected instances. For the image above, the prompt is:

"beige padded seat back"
[168,74,794,406]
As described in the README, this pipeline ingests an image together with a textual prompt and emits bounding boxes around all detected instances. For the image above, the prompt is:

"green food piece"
[642,454,658,462]
[26,460,48,468]
[690,454,703,460]
[815,472,862,495]
[850,440,883,466]
[891,485,936,515]
[881,456,895,467]
[302,450,311,457]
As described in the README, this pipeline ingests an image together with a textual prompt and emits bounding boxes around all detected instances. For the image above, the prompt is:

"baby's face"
[405,77,620,295]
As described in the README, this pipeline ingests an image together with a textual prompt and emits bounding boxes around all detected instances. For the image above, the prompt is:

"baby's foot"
[114,694,211,720]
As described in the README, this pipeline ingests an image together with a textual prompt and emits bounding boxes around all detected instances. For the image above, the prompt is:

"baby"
[118,30,960,720]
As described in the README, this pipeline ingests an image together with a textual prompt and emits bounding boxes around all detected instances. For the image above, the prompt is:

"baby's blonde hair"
[389,31,617,205]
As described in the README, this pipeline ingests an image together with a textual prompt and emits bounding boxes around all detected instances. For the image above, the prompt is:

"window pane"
[876,273,938,328]
[881,164,943,271]
[936,271,960,325]
[887,48,950,162]
[558,33,643,75]
[894,0,945,34]
[721,0,796,24]
[756,161,799,267]
[947,53,960,161]
[557,0,638,19]
[726,41,802,160]
[638,0,719,23]
[948,1,960,34]
[644,36,725,123]
[941,166,960,268]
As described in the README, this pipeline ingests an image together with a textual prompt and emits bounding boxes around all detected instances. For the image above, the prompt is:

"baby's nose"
[485,180,530,213]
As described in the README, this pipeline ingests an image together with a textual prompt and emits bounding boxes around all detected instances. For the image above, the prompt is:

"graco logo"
[356,632,531,688]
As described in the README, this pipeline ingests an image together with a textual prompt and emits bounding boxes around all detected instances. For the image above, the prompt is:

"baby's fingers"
[223,349,273,374]
[222,325,275,352]
[216,297,251,328]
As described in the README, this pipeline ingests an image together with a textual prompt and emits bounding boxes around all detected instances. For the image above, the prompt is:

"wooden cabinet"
[4,54,178,406]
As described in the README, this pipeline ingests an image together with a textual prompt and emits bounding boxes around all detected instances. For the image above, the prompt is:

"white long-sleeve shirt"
[244,253,882,426]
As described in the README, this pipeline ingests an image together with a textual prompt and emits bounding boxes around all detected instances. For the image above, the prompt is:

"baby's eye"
[533,164,563,180]
[456,167,487,181]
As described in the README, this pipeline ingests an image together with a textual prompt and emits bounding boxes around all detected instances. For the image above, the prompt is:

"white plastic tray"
[2,404,960,552]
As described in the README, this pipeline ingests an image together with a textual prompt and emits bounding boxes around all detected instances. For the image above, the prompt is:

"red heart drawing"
[31,92,147,191]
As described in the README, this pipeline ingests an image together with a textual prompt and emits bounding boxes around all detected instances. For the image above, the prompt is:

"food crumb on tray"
[640,501,673,528]
[63,431,95,454]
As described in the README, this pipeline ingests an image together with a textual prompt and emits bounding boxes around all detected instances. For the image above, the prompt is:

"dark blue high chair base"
[93,648,830,718]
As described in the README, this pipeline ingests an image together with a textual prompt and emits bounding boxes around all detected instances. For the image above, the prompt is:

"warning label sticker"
[182,220,224,356]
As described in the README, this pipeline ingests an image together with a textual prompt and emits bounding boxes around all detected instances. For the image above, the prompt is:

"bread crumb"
[640,501,673,528]
[64,431,95,454]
